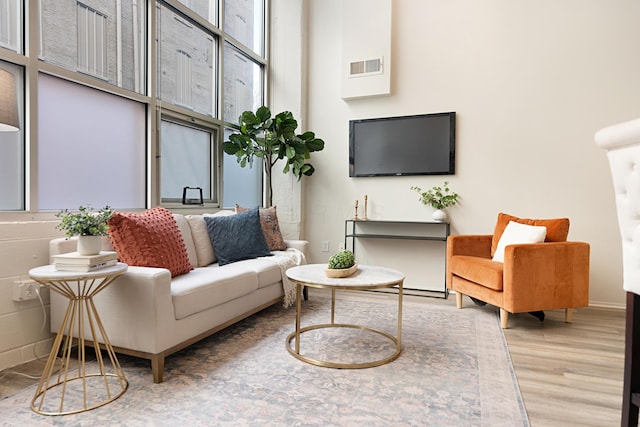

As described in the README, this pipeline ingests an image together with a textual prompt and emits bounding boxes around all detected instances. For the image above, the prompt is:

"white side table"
[29,263,129,415]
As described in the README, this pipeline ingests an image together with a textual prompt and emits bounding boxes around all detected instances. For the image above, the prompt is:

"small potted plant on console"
[325,249,357,278]
[411,181,459,221]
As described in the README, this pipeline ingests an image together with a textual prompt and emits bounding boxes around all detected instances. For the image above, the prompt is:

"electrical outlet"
[13,280,39,302]
[322,241,330,252]
[339,242,345,251]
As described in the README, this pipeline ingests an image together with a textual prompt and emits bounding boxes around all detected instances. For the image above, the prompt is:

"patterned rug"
[0,292,529,426]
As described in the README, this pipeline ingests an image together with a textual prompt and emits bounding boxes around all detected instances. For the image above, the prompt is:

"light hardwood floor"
[0,297,626,426]
[503,304,625,427]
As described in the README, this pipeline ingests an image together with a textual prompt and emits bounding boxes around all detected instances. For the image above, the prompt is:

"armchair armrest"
[502,241,590,312]
[447,235,493,258]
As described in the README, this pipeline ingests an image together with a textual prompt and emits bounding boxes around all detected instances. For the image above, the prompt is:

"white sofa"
[49,211,307,383]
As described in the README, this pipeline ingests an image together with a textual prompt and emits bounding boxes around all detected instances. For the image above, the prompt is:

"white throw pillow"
[492,221,547,263]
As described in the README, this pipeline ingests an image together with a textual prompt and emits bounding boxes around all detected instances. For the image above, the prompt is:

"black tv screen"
[349,112,456,177]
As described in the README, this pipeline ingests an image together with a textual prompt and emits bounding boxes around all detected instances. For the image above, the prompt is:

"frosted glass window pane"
[222,128,261,208]
[38,73,145,210]
[160,120,215,202]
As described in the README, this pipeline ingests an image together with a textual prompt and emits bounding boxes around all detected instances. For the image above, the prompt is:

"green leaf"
[285,146,296,159]
[307,138,325,152]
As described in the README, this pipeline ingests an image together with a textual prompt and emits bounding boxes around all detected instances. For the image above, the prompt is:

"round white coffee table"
[285,264,405,369]
[29,263,129,415]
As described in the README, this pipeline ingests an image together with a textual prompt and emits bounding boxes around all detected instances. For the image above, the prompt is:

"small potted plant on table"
[411,181,459,221]
[325,250,357,278]
[56,205,113,255]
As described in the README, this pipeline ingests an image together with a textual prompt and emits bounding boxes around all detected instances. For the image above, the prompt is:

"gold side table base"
[29,265,128,416]
[286,323,401,369]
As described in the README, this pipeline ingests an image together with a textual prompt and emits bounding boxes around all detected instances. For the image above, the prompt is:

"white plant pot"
[77,235,102,256]
[432,209,447,221]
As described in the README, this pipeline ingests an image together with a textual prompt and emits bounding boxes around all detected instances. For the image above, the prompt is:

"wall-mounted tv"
[349,112,456,177]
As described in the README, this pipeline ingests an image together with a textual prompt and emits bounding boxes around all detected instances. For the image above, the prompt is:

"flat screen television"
[349,112,456,177]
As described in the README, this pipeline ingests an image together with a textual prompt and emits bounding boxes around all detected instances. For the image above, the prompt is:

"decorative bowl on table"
[325,264,358,278]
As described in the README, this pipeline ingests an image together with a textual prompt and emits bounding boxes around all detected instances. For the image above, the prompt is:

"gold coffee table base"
[286,323,401,369]
[285,264,405,370]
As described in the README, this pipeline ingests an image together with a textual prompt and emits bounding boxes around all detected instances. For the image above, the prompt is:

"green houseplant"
[411,181,459,221]
[223,106,325,206]
[56,205,113,255]
[325,250,357,277]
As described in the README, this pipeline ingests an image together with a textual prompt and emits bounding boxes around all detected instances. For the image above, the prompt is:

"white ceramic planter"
[77,235,102,255]
[432,209,447,221]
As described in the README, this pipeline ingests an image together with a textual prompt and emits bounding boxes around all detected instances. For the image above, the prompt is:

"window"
[223,42,262,123]
[0,0,267,212]
[224,0,263,56]
[222,127,261,208]
[0,0,21,53]
[157,3,215,116]
[77,3,108,79]
[37,74,146,210]
[40,0,146,93]
[160,119,217,204]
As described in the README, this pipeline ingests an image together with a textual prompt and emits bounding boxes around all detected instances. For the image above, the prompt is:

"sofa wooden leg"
[152,355,165,383]
[565,308,574,323]
[500,309,509,329]
[455,292,463,309]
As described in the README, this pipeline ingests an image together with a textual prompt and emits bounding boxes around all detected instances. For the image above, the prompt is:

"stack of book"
[53,251,118,272]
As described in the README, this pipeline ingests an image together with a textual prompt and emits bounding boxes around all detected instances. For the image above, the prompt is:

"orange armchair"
[446,213,590,328]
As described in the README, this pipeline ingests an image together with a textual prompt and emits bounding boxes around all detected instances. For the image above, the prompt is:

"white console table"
[344,219,450,297]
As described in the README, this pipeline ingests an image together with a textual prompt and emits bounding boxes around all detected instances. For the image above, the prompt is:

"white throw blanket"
[260,248,307,308]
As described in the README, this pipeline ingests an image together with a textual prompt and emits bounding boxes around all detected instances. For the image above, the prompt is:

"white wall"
[302,0,640,308]
[0,220,57,371]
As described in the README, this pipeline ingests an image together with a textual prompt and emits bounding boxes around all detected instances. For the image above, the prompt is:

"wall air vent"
[349,58,383,78]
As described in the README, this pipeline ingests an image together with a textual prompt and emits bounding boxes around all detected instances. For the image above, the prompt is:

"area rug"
[0,292,529,426]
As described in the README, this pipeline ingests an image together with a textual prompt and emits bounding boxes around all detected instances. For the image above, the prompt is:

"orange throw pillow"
[490,212,570,257]
[235,205,288,251]
[107,207,193,277]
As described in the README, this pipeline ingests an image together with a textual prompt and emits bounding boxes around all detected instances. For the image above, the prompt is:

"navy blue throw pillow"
[203,208,271,266]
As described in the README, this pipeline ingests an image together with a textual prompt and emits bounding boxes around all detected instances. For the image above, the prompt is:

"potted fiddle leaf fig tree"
[56,205,113,255]
[223,106,325,206]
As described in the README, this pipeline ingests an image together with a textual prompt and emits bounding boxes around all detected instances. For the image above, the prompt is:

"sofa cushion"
[492,221,547,263]
[204,208,271,266]
[107,207,193,277]
[450,255,504,291]
[235,205,288,251]
[171,266,259,320]
[234,258,283,289]
[173,214,198,267]
[186,211,235,267]
[491,212,570,257]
